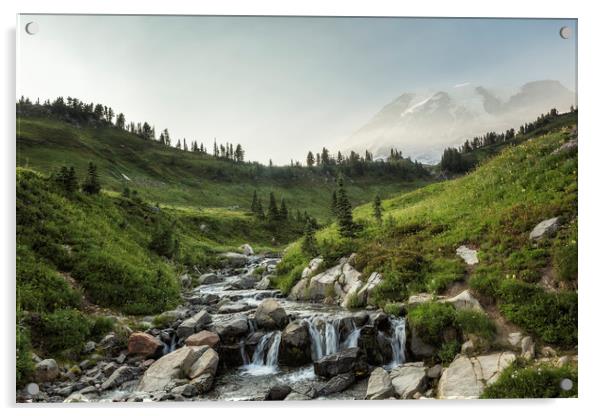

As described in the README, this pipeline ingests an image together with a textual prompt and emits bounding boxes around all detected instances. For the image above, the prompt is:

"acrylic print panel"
[15,15,577,402]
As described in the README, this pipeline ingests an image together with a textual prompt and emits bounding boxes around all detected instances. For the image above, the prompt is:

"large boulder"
[187,348,219,379]
[128,332,163,358]
[255,299,288,329]
[529,217,560,240]
[340,264,364,308]
[289,278,309,301]
[217,302,255,314]
[308,264,343,300]
[356,272,383,305]
[365,367,394,400]
[440,290,484,312]
[239,244,254,256]
[198,273,221,285]
[138,346,206,392]
[317,372,355,396]
[279,321,312,365]
[437,352,516,399]
[255,275,271,290]
[301,257,324,278]
[314,347,368,379]
[408,329,436,360]
[34,358,59,382]
[390,362,428,399]
[228,275,257,290]
[220,252,249,267]
[176,310,212,340]
[185,330,220,348]
[213,315,249,341]
[101,365,139,391]
[456,246,479,265]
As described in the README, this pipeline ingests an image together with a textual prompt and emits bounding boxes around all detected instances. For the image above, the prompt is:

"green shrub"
[438,340,460,364]
[425,258,465,294]
[482,360,577,398]
[31,309,91,354]
[407,302,457,346]
[90,316,116,341]
[455,309,496,341]
[469,272,500,298]
[383,302,404,316]
[16,324,34,387]
[553,225,577,282]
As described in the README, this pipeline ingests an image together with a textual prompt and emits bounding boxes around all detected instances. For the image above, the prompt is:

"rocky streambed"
[19,248,574,403]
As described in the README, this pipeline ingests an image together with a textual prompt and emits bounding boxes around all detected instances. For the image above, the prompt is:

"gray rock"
[138,346,207,392]
[317,372,355,396]
[34,359,59,383]
[64,393,89,403]
[441,290,484,312]
[189,373,214,394]
[356,272,383,305]
[198,273,221,285]
[301,257,324,278]
[279,321,312,365]
[213,315,249,340]
[217,302,254,314]
[220,252,249,267]
[239,244,254,256]
[176,310,212,340]
[529,217,560,240]
[83,341,97,354]
[187,348,219,379]
[255,298,288,329]
[437,352,516,399]
[427,364,442,379]
[265,385,292,400]
[521,336,535,360]
[365,367,393,400]
[101,366,138,391]
[508,332,523,347]
[255,275,271,290]
[288,278,309,301]
[170,384,198,398]
[456,246,479,265]
[179,273,192,288]
[314,348,368,379]
[461,340,475,355]
[390,362,428,399]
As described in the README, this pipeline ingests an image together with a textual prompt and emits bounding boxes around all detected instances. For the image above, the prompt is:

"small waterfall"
[265,332,281,367]
[388,317,407,368]
[324,321,340,355]
[162,334,178,355]
[341,322,361,349]
[241,331,282,375]
[306,318,324,360]
[240,339,249,365]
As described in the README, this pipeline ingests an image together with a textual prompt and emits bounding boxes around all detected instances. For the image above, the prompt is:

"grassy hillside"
[17,116,430,221]
[275,119,578,351]
[16,166,306,384]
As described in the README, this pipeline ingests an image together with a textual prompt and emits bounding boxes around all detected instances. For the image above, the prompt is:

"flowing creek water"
[90,255,407,402]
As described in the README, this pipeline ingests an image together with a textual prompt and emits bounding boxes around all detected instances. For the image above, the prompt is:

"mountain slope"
[343,80,576,164]
[17,116,430,221]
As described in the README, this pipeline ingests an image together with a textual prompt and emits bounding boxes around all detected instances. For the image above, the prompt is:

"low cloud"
[454,82,471,88]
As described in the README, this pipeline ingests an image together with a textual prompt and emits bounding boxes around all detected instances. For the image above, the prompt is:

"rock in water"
[220,252,249,267]
[213,315,249,341]
[187,347,219,379]
[239,244,254,256]
[265,385,292,401]
[314,348,368,379]
[365,367,393,400]
[184,330,220,348]
[317,373,355,396]
[128,332,163,358]
[198,273,221,285]
[255,298,288,329]
[279,321,312,365]
[529,217,560,240]
[138,346,207,392]
[437,352,516,399]
[34,359,59,382]
[390,362,428,399]
[176,310,212,340]
[456,245,479,265]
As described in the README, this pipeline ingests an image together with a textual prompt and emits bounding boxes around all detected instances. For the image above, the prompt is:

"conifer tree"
[256,199,265,220]
[267,192,279,222]
[306,151,315,167]
[331,190,338,216]
[373,194,383,224]
[301,220,319,257]
[82,162,101,195]
[336,176,355,238]
[279,198,288,220]
[251,190,259,213]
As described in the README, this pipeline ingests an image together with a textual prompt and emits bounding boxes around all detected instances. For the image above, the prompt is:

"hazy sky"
[17,15,577,164]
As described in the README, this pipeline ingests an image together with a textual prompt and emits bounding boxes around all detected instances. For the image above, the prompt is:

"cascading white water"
[241,331,282,375]
[306,318,324,360]
[341,322,361,349]
[304,316,362,360]
[324,321,340,355]
[387,317,407,368]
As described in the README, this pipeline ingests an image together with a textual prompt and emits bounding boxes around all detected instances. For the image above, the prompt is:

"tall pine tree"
[336,176,355,238]
[82,162,101,195]
[267,192,279,222]
[372,194,383,224]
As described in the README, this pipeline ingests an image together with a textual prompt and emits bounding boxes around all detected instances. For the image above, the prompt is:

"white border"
[2,1,599,415]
